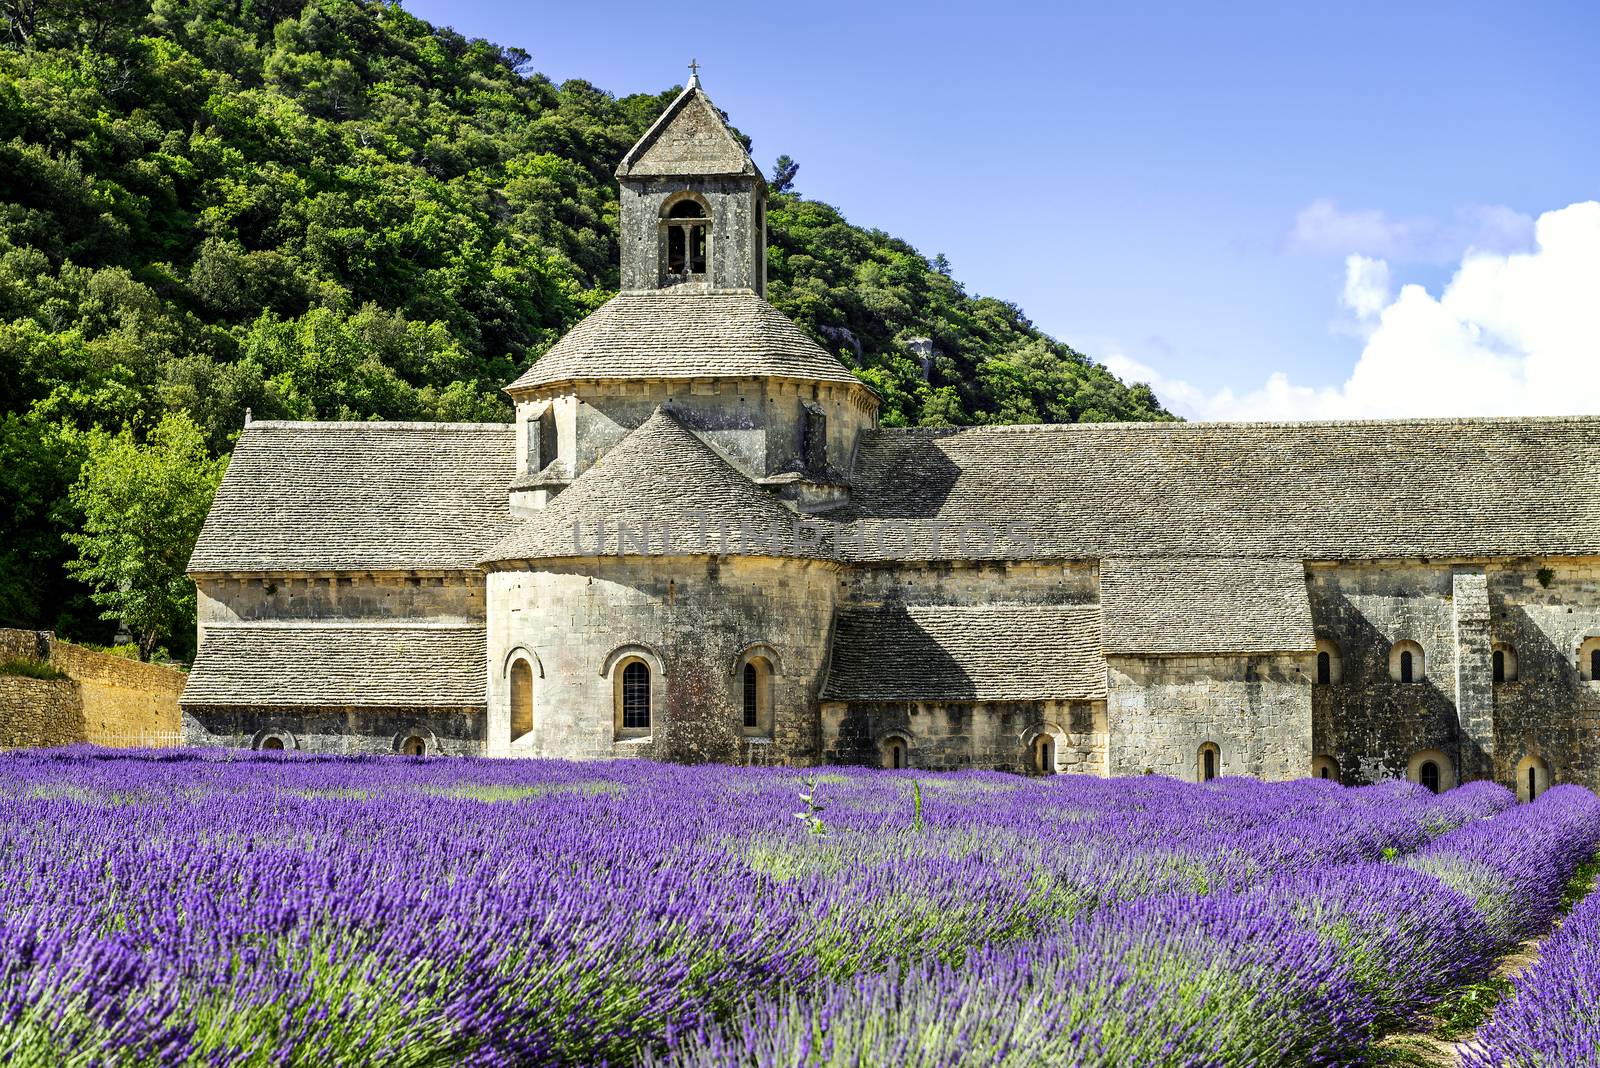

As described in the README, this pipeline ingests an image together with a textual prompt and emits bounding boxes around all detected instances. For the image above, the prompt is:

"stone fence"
[0,629,186,749]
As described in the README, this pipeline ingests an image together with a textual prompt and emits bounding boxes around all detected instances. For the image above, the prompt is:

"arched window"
[1033,733,1056,776]
[743,661,759,729]
[1515,755,1550,803]
[1390,640,1425,683]
[1311,755,1339,781]
[882,736,909,770]
[260,736,284,751]
[1489,643,1517,684]
[401,736,426,757]
[663,197,709,281]
[1197,743,1220,783]
[1578,638,1600,681]
[510,658,534,741]
[1418,760,1440,793]
[1314,639,1342,685]
[622,661,651,729]
[1408,749,1453,793]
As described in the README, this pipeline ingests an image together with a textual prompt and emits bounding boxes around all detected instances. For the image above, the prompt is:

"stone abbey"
[183,75,1600,795]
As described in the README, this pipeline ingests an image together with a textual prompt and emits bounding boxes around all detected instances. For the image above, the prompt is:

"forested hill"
[0,0,1170,641]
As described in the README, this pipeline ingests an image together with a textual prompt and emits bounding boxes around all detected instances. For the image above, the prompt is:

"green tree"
[64,411,226,660]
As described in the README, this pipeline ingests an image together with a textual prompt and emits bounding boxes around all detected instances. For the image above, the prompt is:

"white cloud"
[1287,198,1535,263]
[1339,254,1392,323]
[1111,201,1600,421]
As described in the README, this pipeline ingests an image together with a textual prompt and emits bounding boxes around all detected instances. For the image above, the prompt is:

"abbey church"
[183,76,1600,795]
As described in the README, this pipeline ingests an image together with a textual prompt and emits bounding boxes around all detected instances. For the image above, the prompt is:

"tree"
[769,154,800,194]
[65,411,227,661]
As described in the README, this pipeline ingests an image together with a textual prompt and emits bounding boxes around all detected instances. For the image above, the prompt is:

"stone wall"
[843,560,1100,607]
[509,376,872,503]
[822,698,1107,774]
[485,554,840,764]
[182,706,483,756]
[0,676,85,748]
[196,572,484,625]
[1309,559,1600,791]
[618,176,764,292]
[0,628,184,748]
[1107,654,1313,780]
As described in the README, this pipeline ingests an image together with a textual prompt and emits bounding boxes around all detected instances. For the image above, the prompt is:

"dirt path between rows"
[1372,939,1540,1067]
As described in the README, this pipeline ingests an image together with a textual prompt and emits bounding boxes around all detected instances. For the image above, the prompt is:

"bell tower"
[615,65,767,294]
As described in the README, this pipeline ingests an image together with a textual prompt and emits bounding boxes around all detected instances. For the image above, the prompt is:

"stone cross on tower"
[687,58,699,85]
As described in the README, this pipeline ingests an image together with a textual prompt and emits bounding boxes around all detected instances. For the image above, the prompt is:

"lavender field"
[1,750,1598,1067]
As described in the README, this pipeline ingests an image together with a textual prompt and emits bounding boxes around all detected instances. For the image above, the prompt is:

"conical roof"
[481,408,828,564]
[505,289,863,393]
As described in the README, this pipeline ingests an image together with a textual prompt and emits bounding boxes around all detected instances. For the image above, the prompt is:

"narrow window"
[1316,651,1331,685]
[1528,766,1538,802]
[743,661,759,729]
[510,659,534,740]
[1400,650,1414,684]
[1204,749,1216,781]
[1493,649,1505,684]
[1034,734,1056,776]
[1319,765,1330,780]
[883,738,908,770]
[689,224,707,273]
[622,662,651,729]
[1199,744,1219,783]
[667,227,686,274]
[402,736,425,756]
[1592,648,1600,681]
[1419,760,1440,794]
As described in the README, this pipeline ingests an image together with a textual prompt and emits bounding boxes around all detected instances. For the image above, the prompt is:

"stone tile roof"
[505,290,863,392]
[823,604,1108,702]
[840,417,1600,561]
[482,408,820,564]
[182,624,486,708]
[1100,557,1315,656]
[615,83,760,180]
[188,422,515,574]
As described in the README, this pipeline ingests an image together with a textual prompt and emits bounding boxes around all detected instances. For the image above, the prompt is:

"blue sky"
[405,0,1600,419]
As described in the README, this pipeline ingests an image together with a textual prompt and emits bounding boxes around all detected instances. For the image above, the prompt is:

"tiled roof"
[614,83,760,180]
[481,408,819,564]
[188,422,515,573]
[182,624,486,708]
[823,604,1108,702]
[1100,557,1315,655]
[505,290,863,391]
[840,417,1600,561]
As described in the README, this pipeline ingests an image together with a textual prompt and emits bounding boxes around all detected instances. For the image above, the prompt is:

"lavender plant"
[0,747,1586,1067]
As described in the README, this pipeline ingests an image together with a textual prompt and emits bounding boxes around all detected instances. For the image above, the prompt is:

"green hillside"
[0,0,1169,643]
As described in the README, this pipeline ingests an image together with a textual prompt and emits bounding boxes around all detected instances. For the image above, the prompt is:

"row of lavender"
[0,749,1591,1066]
[1469,863,1600,1067]
[662,783,1600,1067]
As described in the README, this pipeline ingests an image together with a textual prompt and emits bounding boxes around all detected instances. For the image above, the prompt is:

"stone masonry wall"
[485,555,840,764]
[1485,560,1600,791]
[1107,654,1313,780]
[196,573,484,626]
[0,676,85,748]
[182,706,484,756]
[822,698,1107,774]
[0,628,183,748]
